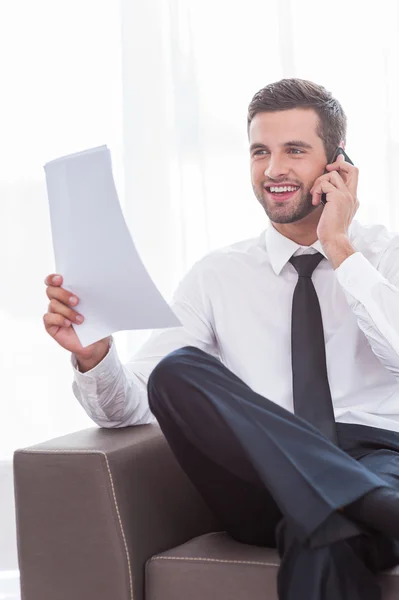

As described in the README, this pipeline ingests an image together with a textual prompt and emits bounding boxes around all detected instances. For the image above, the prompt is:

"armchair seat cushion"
[147,532,279,600]
[146,531,399,600]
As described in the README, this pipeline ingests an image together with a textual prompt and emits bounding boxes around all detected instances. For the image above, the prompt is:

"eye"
[288,149,304,155]
[253,149,269,157]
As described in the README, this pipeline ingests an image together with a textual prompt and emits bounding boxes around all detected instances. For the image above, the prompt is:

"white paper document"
[44,145,181,348]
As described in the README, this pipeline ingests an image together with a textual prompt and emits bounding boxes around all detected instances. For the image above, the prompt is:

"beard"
[253,182,317,224]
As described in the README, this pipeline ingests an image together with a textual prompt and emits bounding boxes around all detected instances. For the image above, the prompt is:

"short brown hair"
[247,78,347,161]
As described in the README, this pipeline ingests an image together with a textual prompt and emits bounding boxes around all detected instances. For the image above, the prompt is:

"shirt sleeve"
[71,256,219,428]
[335,247,399,381]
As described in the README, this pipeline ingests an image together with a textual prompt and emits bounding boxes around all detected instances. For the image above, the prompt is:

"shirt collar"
[265,223,328,276]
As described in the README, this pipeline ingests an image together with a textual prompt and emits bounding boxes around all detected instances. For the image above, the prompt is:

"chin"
[261,191,315,224]
[265,202,316,225]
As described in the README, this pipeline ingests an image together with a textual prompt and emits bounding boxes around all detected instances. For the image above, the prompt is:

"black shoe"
[343,486,399,539]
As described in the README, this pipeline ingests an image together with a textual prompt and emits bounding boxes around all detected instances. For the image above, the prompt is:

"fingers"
[46,282,79,307]
[45,274,63,286]
[324,170,347,191]
[45,273,80,309]
[311,180,337,206]
[311,171,347,197]
[326,155,359,197]
[44,272,84,324]
[43,312,72,332]
[48,298,84,324]
[326,155,348,184]
[326,153,353,173]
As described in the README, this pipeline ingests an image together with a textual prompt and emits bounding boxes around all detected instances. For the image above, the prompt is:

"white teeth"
[269,186,299,193]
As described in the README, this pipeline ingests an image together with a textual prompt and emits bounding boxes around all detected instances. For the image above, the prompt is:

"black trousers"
[147,346,399,600]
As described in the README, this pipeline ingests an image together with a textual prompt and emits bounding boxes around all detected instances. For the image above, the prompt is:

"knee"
[147,346,204,411]
[149,346,203,385]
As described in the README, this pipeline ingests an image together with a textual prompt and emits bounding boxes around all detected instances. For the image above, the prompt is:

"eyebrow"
[249,140,313,153]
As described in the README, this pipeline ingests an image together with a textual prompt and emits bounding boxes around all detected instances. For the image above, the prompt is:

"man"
[44,78,399,599]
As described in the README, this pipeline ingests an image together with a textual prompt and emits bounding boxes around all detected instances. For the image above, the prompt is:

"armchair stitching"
[103,452,134,600]
[150,556,278,567]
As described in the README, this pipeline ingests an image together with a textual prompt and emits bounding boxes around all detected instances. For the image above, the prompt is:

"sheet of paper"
[44,145,181,347]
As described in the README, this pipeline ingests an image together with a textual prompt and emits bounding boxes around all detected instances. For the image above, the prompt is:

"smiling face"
[249,108,328,226]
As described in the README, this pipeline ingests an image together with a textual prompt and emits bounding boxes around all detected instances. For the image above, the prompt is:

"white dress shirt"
[72,219,399,433]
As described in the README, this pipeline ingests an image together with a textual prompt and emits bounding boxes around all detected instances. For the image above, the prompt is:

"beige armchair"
[13,425,399,600]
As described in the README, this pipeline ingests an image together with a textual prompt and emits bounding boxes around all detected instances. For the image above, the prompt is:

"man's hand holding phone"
[311,148,360,265]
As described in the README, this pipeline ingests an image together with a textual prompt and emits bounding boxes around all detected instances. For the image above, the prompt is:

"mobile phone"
[321,147,354,205]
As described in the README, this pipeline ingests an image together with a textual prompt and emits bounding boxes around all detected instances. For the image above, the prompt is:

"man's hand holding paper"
[43,145,181,354]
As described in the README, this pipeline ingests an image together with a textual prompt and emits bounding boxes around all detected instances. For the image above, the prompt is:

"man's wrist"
[75,337,111,373]
[321,235,356,269]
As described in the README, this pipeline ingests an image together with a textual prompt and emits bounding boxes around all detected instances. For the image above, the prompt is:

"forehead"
[249,108,322,146]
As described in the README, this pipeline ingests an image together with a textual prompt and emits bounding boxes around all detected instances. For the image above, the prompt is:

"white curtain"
[120,0,399,364]
[2,0,399,596]
[0,0,124,595]
[0,0,124,459]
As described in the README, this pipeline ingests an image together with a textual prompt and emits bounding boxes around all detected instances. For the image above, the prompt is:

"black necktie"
[289,253,338,444]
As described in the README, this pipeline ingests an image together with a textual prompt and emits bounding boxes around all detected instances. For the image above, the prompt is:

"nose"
[264,155,289,180]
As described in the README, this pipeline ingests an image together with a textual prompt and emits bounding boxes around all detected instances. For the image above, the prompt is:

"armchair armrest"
[14,424,219,600]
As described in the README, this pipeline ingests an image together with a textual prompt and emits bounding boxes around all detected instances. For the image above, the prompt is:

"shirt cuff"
[335,251,387,302]
[71,337,121,387]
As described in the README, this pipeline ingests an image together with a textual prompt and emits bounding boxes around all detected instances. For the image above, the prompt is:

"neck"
[271,207,322,246]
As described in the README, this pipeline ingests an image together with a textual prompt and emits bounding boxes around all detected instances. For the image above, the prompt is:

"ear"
[340,141,345,150]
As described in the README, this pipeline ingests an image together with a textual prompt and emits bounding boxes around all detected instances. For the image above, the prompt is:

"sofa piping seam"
[150,556,278,567]
[17,449,112,454]
[103,453,134,600]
